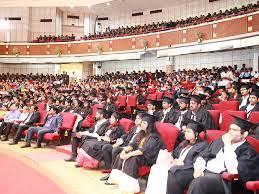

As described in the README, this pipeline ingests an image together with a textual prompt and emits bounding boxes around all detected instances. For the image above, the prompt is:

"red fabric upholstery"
[119,118,134,133]
[156,92,164,100]
[208,110,220,130]
[246,136,259,153]
[92,104,104,116]
[246,181,259,192]
[81,114,95,128]
[116,96,127,107]
[147,94,157,100]
[249,111,259,123]
[147,88,156,94]
[220,111,246,131]
[126,95,138,107]
[218,101,239,113]
[200,130,226,144]
[37,102,46,112]
[59,112,77,130]
[138,122,179,177]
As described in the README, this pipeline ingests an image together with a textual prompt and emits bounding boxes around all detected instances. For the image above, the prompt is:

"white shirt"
[161,108,171,123]
[239,95,249,109]
[178,146,193,161]
[246,104,255,118]
[194,140,245,174]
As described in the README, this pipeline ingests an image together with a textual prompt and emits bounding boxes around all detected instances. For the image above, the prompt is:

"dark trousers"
[26,127,54,146]
[166,169,194,194]
[0,121,8,135]
[13,124,31,143]
[187,171,225,194]
[102,145,123,169]
[0,122,14,138]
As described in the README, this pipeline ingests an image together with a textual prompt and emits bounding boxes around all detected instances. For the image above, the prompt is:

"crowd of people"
[0,64,258,194]
[32,2,259,43]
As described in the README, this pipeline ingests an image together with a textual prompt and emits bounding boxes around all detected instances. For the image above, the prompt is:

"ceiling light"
[106,2,110,6]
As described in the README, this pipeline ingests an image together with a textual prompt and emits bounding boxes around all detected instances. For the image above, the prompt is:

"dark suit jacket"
[25,112,40,125]
[43,114,63,132]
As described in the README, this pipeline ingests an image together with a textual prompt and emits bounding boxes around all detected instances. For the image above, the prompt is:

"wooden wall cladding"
[1,12,259,56]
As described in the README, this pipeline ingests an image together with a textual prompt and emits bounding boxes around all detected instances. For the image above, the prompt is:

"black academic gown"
[81,125,125,161]
[166,141,208,194]
[183,108,216,130]
[188,138,259,194]
[121,125,138,146]
[156,108,179,124]
[113,133,165,179]
[239,103,259,119]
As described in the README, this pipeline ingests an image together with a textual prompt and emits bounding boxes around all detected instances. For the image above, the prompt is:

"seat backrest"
[39,111,48,123]
[119,118,134,133]
[147,94,157,100]
[246,136,259,153]
[218,101,239,113]
[127,95,138,107]
[37,102,46,112]
[249,111,259,123]
[60,112,77,129]
[116,96,127,107]
[208,110,221,129]
[156,92,164,100]
[221,111,246,131]
[200,130,226,144]
[92,104,104,116]
[155,122,179,152]
[147,88,156,94]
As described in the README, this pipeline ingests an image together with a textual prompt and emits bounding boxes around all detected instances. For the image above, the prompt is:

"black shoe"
[74,164,81,168]
[20,144,31,148]
[64,156,76,162]
[100,174,110,181]
[9,141,18,145]
[104,181,115,185]
[33,145,41,149]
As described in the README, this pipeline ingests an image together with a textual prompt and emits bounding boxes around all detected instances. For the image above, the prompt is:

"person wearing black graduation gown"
[174,96,190,129]
[146,100,159,117]
[183,95,216,130]
[239,90,259,119]
[238,84,250,109]
[156,97,179,124]
[146,119,207,194]
[64,108,110,162]
[199,94,214,111]
[76,112,124,167]
[103,97,118,113]
[187,116,259,194]
[101,113,145,174]
[110,114,164,180]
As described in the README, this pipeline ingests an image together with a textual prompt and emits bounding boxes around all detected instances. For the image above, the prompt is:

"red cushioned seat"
[81,114,95,128]
[208,110,220,130]
[220,111,246,131]
[249,111,259,123]
[138,122,179,177]
[119,118,134,133]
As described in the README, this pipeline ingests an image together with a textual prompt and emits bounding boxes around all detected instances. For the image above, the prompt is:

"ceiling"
[0,0,112,7]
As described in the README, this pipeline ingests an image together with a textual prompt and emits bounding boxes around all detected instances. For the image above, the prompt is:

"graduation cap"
[179,88,189,96]
[204,87,214,96]
[190,95,202,104]
[163,96,174,104]
[147,100,157,106]
[184,118,205,134]
[179,96,190,104]
[198,94,207,100]
[142,114,156,124]
[111,112,120,120]
[231,115,257,131]
[250,90,259,98]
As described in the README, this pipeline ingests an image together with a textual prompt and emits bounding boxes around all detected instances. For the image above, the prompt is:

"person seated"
[218,89,229,102]
[104,97,118,114]
[64,108,110,162]
[174,96,190,129]
[188,116,259,194]
[156,97,179,124]
[183,95,216,130]
[74,112,124,168]
[146,119,208,194]
[100,113,145,181]
[9,106,40,145]
[238,84,250,109]
[0,104,21,138]
[239,90,259,119]
[106,114,164,193]
[146,100,158,116]
[1,106,30,141]
[20,106,62,148]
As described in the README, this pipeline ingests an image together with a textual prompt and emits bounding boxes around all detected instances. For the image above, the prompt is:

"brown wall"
[0,12,258,56]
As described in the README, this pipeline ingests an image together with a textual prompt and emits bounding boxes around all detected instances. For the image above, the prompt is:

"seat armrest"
[222,172,240,181]
[59,126,73,131]
[246,181,259,192]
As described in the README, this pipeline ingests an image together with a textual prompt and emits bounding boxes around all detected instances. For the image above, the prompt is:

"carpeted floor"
[0,151,66,194]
